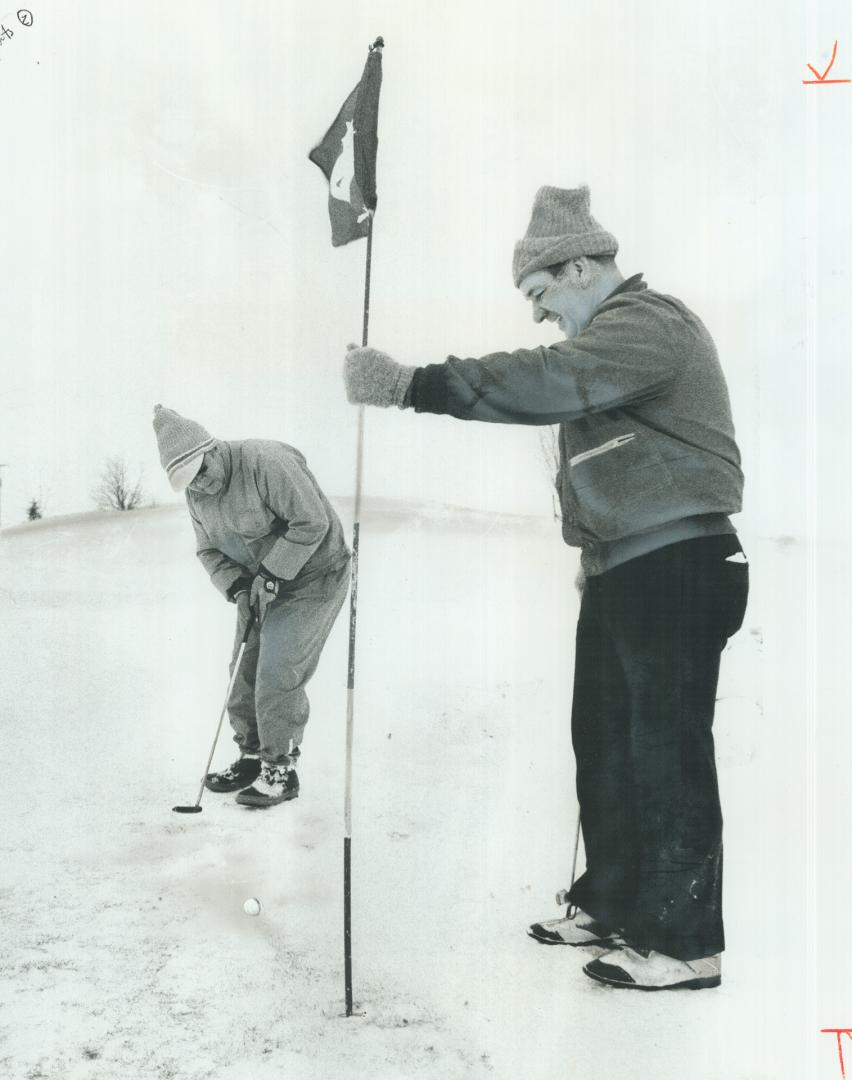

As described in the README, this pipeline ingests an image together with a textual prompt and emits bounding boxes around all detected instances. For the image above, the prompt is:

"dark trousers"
[566,535,749,961]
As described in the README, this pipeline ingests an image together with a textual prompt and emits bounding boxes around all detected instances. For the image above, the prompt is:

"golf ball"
[243,897,262,916]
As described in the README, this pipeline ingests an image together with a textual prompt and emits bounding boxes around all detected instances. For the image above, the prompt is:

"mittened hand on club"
[344,344,415,408]
[235,590,253,623]
[250,572,279,622]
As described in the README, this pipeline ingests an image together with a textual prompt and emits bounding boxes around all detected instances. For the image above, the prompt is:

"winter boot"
[528,908,620,947]
[583,946,721,991]
[236,761,300,808]
[205,754,261,793]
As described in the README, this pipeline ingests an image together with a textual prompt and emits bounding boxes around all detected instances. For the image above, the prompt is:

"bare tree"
[92,457,145,512]
[26,498,42,521]
[538,426,562,522]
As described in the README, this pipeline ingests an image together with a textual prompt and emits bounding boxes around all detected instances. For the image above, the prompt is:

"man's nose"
[532,300,547,324]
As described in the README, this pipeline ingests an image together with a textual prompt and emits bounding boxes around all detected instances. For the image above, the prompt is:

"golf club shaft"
[189,612,256,809]
[566,812,582,915]
[570,812,581,885]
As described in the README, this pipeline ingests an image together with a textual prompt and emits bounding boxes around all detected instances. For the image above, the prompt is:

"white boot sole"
[527,920,619,948]
[584,966,721,991]
[235,787,299,809]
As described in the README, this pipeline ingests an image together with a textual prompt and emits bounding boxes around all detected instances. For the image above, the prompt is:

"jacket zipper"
[569,433,636,468]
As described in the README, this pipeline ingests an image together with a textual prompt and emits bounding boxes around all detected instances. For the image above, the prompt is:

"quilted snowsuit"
[187,440,350,764]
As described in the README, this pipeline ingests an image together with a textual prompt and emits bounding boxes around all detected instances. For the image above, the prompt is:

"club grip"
[240,609,257,644]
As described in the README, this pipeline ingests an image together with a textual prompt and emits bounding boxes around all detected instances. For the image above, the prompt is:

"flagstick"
[344,211,374,1018]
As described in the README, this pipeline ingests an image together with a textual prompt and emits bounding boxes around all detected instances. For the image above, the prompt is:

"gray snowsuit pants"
[226,560,350,765]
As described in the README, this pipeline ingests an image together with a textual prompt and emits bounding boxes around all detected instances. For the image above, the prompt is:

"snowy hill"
[0,504,827,1079]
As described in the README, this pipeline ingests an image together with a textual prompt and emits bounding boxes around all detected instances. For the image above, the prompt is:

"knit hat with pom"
[152,404,215,492]
[512,185,619,287]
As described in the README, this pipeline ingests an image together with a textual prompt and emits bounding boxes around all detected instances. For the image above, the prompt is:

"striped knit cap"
[152,404,215,493]
[512,185,619,287]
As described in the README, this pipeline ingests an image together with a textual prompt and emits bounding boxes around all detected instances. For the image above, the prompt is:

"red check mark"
[803,40,851,84]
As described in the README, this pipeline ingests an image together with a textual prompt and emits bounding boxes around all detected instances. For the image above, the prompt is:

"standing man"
[153,405,350,809]
[343,186,748,990]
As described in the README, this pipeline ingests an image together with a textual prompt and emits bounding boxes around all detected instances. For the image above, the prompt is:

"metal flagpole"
[344,211,374,1017]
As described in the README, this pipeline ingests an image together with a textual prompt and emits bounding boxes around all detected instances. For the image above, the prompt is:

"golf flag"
[309,37,384,246]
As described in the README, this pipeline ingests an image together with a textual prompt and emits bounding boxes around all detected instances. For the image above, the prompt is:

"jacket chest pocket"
[569,433,637,472]
[568,432,665,492]
[562,431,673,541]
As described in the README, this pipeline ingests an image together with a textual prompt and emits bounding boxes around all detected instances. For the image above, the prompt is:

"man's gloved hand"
[344,343,415,408]
[250,569,280,623]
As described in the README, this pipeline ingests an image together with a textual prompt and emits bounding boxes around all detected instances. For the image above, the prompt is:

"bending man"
[153,405,350,809]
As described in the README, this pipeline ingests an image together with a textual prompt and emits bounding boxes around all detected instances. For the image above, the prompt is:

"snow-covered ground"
[0,503,839,1079]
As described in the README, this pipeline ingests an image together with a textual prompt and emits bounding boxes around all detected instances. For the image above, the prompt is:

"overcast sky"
[0,0,847,537]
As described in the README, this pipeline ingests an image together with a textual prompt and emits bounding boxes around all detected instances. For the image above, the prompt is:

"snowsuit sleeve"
[188,502,248,600]
[253,448,330,582]
[410,294,682,425]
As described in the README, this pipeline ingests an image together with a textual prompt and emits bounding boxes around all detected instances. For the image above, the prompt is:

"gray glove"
[234,590,253,623]
[345,344,415,408]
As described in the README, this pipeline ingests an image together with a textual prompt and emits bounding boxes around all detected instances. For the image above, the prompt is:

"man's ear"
[564,258,593,289]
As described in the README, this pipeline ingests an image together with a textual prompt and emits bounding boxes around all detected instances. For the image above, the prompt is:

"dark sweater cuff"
[227,576,252,602]
[408,364,453,415]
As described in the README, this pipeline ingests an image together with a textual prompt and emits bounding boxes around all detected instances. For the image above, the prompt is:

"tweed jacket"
[409,275,744,573]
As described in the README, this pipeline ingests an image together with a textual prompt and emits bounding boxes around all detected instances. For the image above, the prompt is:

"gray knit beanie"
[152,404,215,492]
[512,185,619,287]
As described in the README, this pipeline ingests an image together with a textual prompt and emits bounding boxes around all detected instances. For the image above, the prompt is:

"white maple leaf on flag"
[329,121,369,222]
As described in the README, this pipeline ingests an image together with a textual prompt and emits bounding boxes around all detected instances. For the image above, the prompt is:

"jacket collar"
[604,272,646,301]
[583,274,646,333]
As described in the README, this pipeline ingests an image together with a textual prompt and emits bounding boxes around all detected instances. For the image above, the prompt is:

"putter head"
[172,805,203,814]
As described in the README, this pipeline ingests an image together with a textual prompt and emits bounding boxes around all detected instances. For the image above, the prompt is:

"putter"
[173,610,256,814]
[555,812,583,915]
